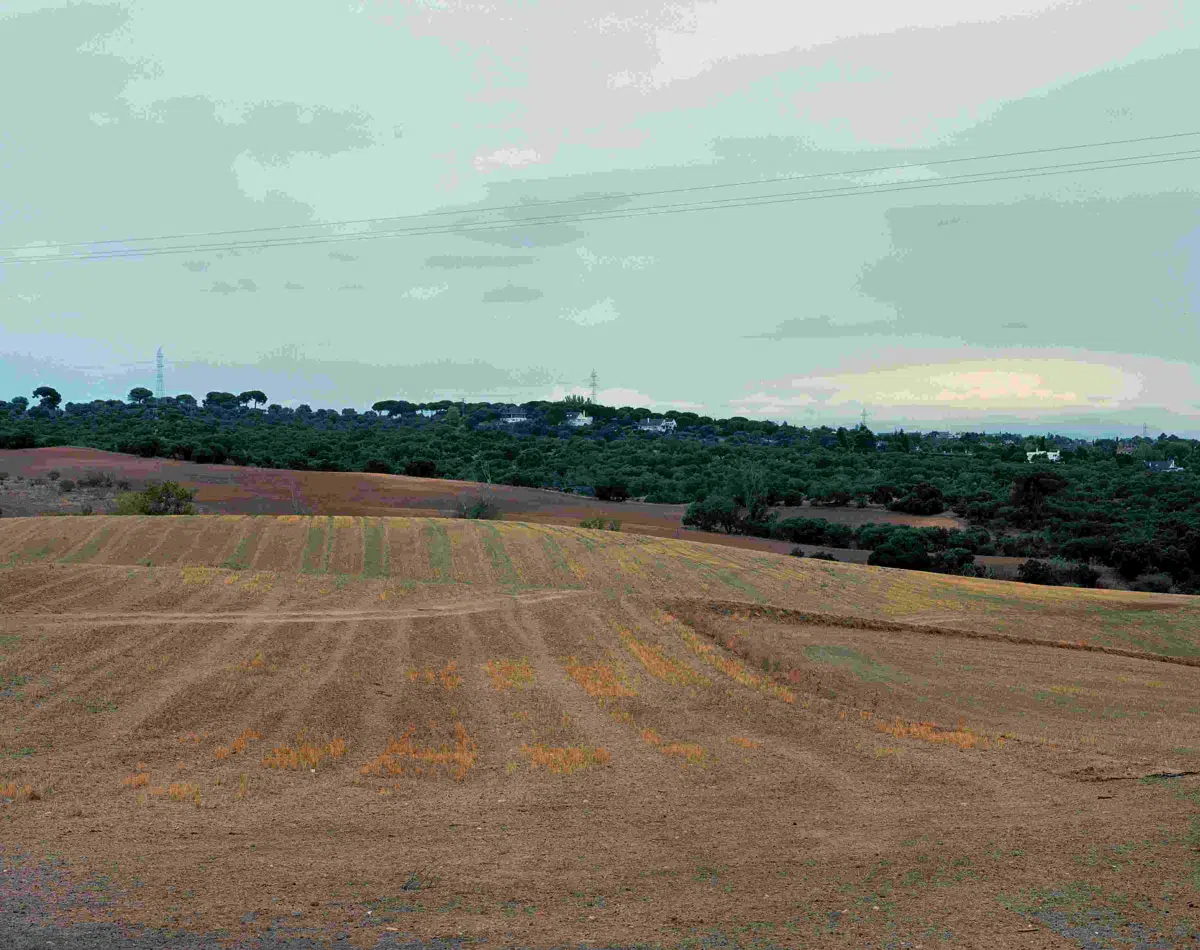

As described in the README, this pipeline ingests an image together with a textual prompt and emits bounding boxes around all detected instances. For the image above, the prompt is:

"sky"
[1,0,1199,439]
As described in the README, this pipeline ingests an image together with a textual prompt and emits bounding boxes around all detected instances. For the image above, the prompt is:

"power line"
[5,129,1197,254]
[5,149,1199,265]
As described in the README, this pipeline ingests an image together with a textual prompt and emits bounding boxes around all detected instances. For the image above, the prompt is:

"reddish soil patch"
[2,519,1199,946]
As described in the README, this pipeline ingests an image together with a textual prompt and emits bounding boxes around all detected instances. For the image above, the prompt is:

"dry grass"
[233,652,274,674]
[485,658,536,691]
[261,735,348,770]
[121,769,151,790]
[875,717,998,751]
[519,743,611,775]
[617,627,710,687]
[562,656,637,698]
[729,736,761,749]
[359,723,478,782]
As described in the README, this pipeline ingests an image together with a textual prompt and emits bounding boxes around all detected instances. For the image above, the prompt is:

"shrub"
[58,478,76,493]
[47,469,60,481]
[116,478,131,490]
[455,496,499,520]
[115,480,197,515]
[0,471,8,483]
[403,459,437,478]
[594,482,630,502]
[1016,559,1060,586]
[363,458,393,475]
[1129,572,1174,594]
[580,517,620,531]
[888,482,946,515]
[78,469,115,489]
[30,476,47,487]
[807,550,839,561]
[867,531,932,570]
[79,504,94,515]
[683,496,740,533]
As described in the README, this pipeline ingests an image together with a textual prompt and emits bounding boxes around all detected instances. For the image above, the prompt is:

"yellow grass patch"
[261,735,347,770]
[486,658,536,691]
[331,516,355,528]
[277,515,303,524]
[180,566,219,585]
[665,615,794,704]
[520,743,611,775]
[562,657,637,698]
[359,723,478,782]
[617,627,710,687]
[405,662,462,691]
[875,718,994,751]
[1048,685,1100,698]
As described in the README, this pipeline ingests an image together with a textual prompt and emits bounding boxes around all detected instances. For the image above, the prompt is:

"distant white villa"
[637,416,677,433]
[500,407,528,424]
[1026,450,1061,463]
[566,410,593,427]
[415,408,442,418]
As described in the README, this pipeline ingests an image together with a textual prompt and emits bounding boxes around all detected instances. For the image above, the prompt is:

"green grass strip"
[480,523,520,588]
[301,520,326,574]
[715,570,765,603]
[58,525,115,565]
[221,526,259,571]
[362,518,388,578]
[321,515,336,573]
[425,520,453,582]
[804,645,908,683]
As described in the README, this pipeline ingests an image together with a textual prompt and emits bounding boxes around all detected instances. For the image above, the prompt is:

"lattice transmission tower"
[588,369,599,404]
[155,346,164,399]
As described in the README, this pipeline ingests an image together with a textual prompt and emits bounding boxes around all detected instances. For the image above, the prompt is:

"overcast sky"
[2,0,1199,438]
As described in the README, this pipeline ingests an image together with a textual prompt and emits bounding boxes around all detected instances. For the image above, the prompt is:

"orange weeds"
[360,723,478,783]
[520,743,611,775]
[729,736,761,749]
[261,734,348,770]
[875,717,994,751]
[405,662,461,691]
[121,770,151,790]
[563,657,637,698]
[617,628,709,687]
[486,658,536,691]
[641,728,707,767]
[214,728,263,760]
[1,782,41,802]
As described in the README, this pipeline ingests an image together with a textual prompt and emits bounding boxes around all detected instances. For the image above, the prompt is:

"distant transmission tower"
[1142,422,1148,440]
[588,369,599,404]
[155,346,164,399]
[860,407,868,428]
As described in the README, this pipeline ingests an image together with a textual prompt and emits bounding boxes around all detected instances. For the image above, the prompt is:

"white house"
[500,407,528,424]
[1026,450,1061,463]
[415,408,440,418]
[636,416,677,433]
[1145,458,1185,473]
[565,410,593,427]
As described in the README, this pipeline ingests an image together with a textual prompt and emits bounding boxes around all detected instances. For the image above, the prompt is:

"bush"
[1129,572,1174,593]
[403,459,437,478]
[1016,559,1060,586]
[79,504,94,515]
[867,531,932,570]
[363,458,393,475]
[116,478,131,490]
[78,469,115,489]
[455,495,499,520]
[58,479,76,493]
[115,480,197,515]
[30,476,47,486]
[888,482,946,515]
[0,471,8,483]
[594,482,630,502]
[683,496,740,533]
[580,517,621,531]
[807,550,839,561]
[47,469,60,481]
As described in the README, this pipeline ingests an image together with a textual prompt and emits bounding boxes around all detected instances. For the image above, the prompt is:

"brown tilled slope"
[1,515,1199,949]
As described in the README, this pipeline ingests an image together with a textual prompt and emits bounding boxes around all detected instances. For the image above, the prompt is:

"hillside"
[2,516,1199,948]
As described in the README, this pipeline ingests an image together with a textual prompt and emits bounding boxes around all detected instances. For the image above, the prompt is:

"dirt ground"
[1,515,1199,948]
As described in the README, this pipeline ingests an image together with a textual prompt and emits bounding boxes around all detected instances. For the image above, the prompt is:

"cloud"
[181,260,209,272]
[576,247,655,271]
[730,392,819,416]
[472,146,544,172]
[402,284,449,300]
[561,298,619,327]
[482,284,544,304]
[338,283,365,292]
[283,282,304,290]
[424,255,534,268]
[746,315,898,340]
[207,281,239,295]
[328,250,358,262]
[1001,322,1029,329]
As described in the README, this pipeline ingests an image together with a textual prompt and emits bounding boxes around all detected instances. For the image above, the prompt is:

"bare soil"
[1,516,1198,948]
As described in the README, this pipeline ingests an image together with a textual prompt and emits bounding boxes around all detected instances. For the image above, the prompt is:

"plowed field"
[2,516,1199,949]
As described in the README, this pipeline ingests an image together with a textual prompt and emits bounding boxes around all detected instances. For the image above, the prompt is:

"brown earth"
[1,515,1198,948]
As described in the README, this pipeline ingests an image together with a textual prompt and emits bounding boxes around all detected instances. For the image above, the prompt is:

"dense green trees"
[1,391,1197,591]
